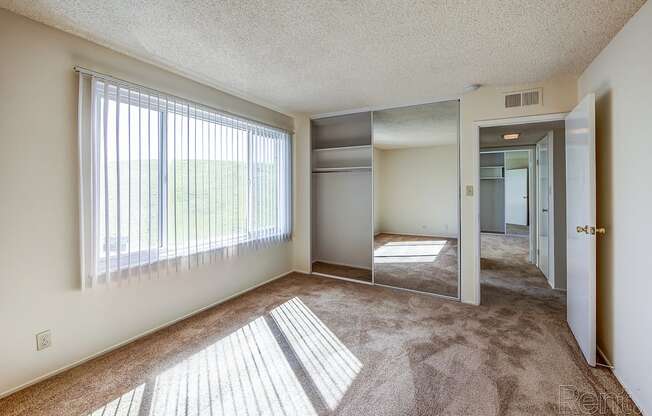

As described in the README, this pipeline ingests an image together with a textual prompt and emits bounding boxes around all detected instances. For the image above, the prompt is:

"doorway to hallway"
[478,118,567,296]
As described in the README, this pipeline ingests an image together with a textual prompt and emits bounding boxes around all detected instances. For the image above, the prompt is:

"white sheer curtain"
[78,72,292,288]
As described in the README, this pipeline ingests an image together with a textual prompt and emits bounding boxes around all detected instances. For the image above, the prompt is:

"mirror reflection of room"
[373,101,460,297]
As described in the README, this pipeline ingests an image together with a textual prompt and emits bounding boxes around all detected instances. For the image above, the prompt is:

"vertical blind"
[78,71,292,288]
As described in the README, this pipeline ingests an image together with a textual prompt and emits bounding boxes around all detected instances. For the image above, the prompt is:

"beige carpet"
[0,235,638,415]
[374,233,458,297]
[312,261,372,282]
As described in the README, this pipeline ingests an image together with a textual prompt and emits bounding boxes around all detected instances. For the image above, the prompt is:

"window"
[78,74,292,287]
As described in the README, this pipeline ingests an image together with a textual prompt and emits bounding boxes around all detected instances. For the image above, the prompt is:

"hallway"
[480,233,553,300]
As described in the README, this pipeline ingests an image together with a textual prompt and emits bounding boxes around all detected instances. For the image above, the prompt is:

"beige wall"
[291,114,312,273]
[505,151,529,170]
[0,9,294,396]
[578,2,651,412]
[375,145,458,237]
[459,75,578,304]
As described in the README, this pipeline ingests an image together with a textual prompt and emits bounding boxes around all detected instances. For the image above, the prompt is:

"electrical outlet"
[36,330,52,351]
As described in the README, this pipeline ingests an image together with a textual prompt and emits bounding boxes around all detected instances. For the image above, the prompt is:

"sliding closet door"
[373,101,460,298]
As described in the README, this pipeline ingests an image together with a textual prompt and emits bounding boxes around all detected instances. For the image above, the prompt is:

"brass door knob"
[590,226,606,235]
[577,225,606,235]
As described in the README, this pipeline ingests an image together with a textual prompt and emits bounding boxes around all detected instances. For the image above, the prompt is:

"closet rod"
[312,167,371,173]
[312,170,370,174]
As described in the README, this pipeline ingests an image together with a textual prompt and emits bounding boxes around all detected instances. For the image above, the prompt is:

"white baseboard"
[0,269,296,399]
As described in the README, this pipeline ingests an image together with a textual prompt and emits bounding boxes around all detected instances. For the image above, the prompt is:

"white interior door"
[536,136,550,280]
[505,168,528,226]
[565,93,597,366]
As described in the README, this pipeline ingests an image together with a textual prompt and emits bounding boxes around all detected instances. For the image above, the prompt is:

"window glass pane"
[89,78,291,277]
[97,86,160,269]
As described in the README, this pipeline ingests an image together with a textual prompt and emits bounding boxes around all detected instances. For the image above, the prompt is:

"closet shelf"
[312,166,371,173]
[313,145,372,152]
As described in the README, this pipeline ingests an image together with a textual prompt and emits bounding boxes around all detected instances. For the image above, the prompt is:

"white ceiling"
[480,120,565,148]
[373,101,458,149]
[0,0,644,115]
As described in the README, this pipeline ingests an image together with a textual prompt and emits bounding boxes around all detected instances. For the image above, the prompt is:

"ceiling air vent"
[504,93,521,108]
[504,88,542,108]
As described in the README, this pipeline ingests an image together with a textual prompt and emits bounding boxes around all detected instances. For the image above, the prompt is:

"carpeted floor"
[374,233,458,297]
[0,234,638,415]
[312,261,372,282]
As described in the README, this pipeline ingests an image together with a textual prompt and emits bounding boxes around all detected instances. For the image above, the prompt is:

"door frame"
[472,112,568,304]
[535,130,564,290]
[535,131,555,287]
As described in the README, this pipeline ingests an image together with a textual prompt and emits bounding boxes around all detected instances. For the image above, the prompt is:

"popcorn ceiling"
[0,0,644,115]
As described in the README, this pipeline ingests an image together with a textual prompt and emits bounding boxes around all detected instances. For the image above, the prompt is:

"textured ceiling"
[480,120,565,148]
[373,100,458,149]
[0,0,644,115]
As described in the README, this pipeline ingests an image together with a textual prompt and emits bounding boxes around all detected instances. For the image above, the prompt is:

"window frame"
[90,82,291,276]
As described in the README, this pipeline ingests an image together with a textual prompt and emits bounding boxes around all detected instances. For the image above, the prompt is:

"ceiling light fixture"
[463,84,482,93]
[502,133,520,141]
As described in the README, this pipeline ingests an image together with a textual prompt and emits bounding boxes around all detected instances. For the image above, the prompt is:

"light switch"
[465,185,474,196]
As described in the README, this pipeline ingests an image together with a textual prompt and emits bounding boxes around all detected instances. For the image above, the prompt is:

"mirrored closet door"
[372,101,460,297]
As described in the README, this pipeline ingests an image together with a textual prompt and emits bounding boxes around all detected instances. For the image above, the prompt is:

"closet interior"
[311,112,373,282]
[480,152,506,234]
